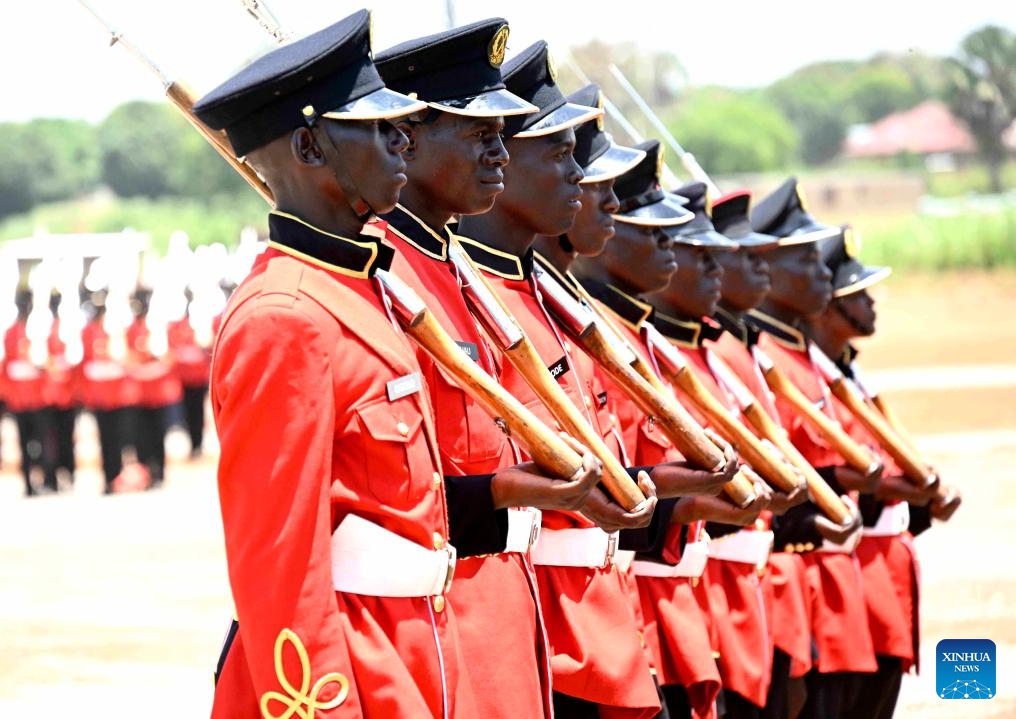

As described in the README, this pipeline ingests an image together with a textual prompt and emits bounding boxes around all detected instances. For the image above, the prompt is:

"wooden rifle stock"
[643,331,805,494]
[753,348,882,477]
[447,242,647,510]
[375,270,585,482]
[533,269,756,507]
[810,348,935,489]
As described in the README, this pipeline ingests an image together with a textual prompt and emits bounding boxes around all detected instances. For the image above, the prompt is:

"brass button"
[691,577,700,587]
[712,650,721,660]
[755,518,766,531]
[584,395,593,409]
[794,543,806,553]
[784,544,795,553]
[433,533,445,550]
[638,630,646,649]
[803,542,815,552]
[432,472,442,490]
[396,421,410,437]
[432,595,446,613]
[609,414,618,428]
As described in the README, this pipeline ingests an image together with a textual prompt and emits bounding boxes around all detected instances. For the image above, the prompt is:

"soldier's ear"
[291,127,325,167]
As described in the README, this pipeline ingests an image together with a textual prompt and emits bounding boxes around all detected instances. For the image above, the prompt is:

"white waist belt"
[818,528,862,555]
[505,508,542,553]
[614,550,636,572]
[331,515,455,597]
[708,530,773,570]
[633,539,710,579]
[531,527,618,568]
[863,503,910,537]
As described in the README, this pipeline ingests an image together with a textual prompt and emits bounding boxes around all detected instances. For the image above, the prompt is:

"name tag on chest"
[455,341,480,363]
[548,356,570,381]
[387,372,423,401]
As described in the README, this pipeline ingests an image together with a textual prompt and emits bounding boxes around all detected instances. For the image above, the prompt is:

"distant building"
[843,100,977,170]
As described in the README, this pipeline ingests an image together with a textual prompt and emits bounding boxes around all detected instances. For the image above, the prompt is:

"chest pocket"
[354,396,431,507]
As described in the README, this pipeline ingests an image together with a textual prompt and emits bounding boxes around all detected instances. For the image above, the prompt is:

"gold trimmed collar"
[382,204,450,261]
[653,312,723,348]
[713,306,761,347]
[533,252,581,298]
[577,277,653,330]
[267,212,394,279]
[747,309,806,351]
[455,235,532,280]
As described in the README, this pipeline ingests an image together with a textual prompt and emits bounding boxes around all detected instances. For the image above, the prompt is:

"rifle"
[753,347,883,478]
[705,351,854,525]
[77,0,274,206]
[376,269,587,481]
[641,323,805,494]
[809,346,936,489]
[534,265,758,508]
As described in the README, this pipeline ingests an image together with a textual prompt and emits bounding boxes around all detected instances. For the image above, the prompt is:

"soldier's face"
[497,129,584,236]
[566,179,620,257]
[717,247,771,312]
[655,245,723,318]
[833,289,877,336]
[598,222,677,295]
[402,113,509,216]
[324,118,410,216]
[768,243,832,317]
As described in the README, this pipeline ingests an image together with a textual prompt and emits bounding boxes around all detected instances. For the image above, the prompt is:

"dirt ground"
[0,271,1013,718]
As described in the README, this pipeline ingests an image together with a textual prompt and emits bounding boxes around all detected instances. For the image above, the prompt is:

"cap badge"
[367,11,375,59]
[546,50,558,83]
[488,24,509,68]
[843,226,861,257]
[795,183,810,213]
[595,90,605,132]
[656,146,666,182]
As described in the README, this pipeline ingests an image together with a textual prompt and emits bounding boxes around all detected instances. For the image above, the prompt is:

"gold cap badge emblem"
[843,226,861,257]
[595,91,605,132]
[656,145,666,181]
[488,25,509,68]
[795,183,810,213]
[546,50,558,83]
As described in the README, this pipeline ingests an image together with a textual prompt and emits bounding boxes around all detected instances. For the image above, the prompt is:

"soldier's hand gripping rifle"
[640,322,806,495]
[77,0,274,205]
[447,241,648,511]
[810,346,939,491]
[533,264,759,508]
[705,351,854,525]
[753,347,883,478]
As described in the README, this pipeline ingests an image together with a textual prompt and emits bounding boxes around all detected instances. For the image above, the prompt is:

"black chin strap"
[558,234,574,254]
[308,121,375,223]
[833,297,869,335]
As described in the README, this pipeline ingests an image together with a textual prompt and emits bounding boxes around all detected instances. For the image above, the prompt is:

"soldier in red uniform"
[456,55,740,717]
[167,287,210,458]
[748,179,877,719]
[126,286,182,488]
[3,288,52,495]
[805,231,961,718]
[373,22,654,718]
[43,290,78,489]
[708,190,825,719]
[193,12,600,717]
[80,289,137,494]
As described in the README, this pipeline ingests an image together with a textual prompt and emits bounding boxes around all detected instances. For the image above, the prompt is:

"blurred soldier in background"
[43,290,78,489]
[168,287,211,459]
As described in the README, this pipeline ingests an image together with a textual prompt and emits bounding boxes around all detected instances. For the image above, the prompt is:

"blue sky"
[7,0,1012,124]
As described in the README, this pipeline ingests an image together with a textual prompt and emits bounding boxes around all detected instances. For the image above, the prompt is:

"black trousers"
[762,648,793,719]
[93,407,129,489]
[554,677,674,719]
[133,404,171,484]
[799,670,864,719]
[852,656,903,719]
[182,384,207,453]
[14,409,54,493]
[723,689,762,718]
[47,406,77,477]
[659,683,692,719]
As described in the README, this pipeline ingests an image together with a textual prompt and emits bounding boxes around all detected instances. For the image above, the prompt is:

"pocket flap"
[356,398,423,444]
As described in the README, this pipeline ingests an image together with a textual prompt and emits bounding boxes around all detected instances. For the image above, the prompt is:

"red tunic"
[126,318,183,408]
[79,319,136,410]
[210,213,475,719]
[749,311,876,674]
[43,319,77,409]
[2,320,45,412]
[374,209,551,719]
[576,280,721,716]
[167,316,211,388]
[454,238,659,718]
[653,315,772,708]
[709,325,813,678]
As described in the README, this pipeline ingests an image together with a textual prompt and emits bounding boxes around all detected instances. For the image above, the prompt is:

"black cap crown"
[820,226,891,297]
[375,19,535,117]
[612,140,692,227]
[568,84,645,183]
[711,191,780,249]
[193,10,425,157]
[750,177,840,245]
[668,182,736,249]
[501,41,601,138]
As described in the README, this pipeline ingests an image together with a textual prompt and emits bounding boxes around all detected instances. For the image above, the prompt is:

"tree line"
[2,24,1013,221]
